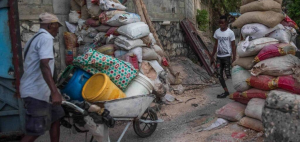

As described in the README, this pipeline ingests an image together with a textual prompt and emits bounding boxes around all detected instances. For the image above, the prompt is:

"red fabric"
[66,55,73,65]
[232,132,247,139]
[255,44,296,62]
[85,18,100,27]
[91,0,99,5]
[241,88,268,99]
[276,75,300,94]
[255,44,280,62]
[106,27,120,36]
[281,15,299,30]
[99,12,109,25]
[229,92,250,105]
[126,55,139,70]
[162,57,169,66]
[246,75,276,91]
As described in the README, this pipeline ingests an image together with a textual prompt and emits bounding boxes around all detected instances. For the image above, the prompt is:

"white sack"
[117,22,150,40]
[241,23,282,40]
[106,13,141,27]
[251,54,300,76]
[232,65,252,92]
[114,35,146,50]
[237,37,279,57]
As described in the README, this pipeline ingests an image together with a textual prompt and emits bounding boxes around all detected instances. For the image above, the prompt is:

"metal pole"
[117,122,131,142]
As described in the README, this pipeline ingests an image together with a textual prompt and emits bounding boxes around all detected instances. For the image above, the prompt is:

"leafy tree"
[196,9,209,31]
[285,0,300,26]
[210,0,241,31]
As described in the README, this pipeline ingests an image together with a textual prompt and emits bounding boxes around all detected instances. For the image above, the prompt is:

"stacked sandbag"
[229,0,300,134]
[230,0,300,103]
[63,0,169,100]
[238,98,265,132]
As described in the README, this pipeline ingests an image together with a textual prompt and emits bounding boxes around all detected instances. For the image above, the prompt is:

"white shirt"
[20,29,55,102]
[214,28,235,57]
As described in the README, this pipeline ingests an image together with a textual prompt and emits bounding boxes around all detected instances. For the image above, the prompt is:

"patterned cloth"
[73,48,138,90]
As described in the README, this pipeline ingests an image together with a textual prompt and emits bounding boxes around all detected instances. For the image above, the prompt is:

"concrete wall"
[126,0,194,22]
[125,0,199,60]
[18,0,70,74]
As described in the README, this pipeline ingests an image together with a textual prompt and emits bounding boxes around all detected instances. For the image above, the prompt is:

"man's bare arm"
[40,59,62,105]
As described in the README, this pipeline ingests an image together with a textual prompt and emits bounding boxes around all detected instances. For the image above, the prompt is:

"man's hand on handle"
[51,91,62,105]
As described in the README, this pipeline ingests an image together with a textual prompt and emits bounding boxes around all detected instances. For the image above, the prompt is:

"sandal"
[217,92,229,98]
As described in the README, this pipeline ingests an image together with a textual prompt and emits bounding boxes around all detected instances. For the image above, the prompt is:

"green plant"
[286,0,300,27]
[196,9,209,31]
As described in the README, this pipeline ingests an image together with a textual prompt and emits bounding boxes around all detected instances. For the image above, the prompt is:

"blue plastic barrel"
[60,68,92,101]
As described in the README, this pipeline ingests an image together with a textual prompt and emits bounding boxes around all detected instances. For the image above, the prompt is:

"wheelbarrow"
[61,94,163,142]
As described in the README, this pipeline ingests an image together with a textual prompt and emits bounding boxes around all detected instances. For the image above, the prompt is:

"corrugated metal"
[180,19,214,76]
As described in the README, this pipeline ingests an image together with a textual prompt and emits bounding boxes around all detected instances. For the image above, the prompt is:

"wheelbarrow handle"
[62,101,87,115]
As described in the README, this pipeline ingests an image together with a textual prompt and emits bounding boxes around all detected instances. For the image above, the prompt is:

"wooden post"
[133,0,146,23]
[140,0,164,51]
[133,0,178,78]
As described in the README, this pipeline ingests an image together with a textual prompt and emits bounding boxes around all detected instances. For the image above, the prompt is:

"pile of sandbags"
[64,0,170,99]
[238,98,265,132]
[228,0,300,132]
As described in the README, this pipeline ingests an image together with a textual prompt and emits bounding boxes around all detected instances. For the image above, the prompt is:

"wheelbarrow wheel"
[133,108,158,138]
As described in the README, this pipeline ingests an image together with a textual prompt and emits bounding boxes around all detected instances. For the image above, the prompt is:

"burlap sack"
[88,4,101,20]
[71,0,81,11]
[241,0,283,5]
[240,0,282,14]
[74,0,86,6]
[81,5,90,20]
[232,56,256,70]
[232,11,285,28]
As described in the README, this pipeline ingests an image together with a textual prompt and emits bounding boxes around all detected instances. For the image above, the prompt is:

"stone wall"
[153,21,199,62]
[18,0,70,74]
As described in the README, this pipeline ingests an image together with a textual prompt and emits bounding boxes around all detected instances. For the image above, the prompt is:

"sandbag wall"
[224,0,300,134]
[64,0,169,98]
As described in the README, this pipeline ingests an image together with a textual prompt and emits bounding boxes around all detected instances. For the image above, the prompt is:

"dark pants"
[23,97,65,136]
[216,56,231,89]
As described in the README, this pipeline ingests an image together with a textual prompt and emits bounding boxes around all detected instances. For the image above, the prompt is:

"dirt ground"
[34,79,264,142]
[108,79,264,142]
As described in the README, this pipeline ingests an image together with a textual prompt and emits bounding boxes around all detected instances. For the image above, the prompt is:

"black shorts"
[23,97,65,136]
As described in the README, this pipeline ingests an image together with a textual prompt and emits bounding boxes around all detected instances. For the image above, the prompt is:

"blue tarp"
[229,12,241,17]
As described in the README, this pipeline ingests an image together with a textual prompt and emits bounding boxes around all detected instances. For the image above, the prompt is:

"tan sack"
[241,0,283,5]
[251,54,300,76]
[240,0,282,14]
[232,56,256,70]
[88,4,101,20]
[81,5,90,20]
[238,117,264,132]
[232,11,285,28]
[74,0,86,6]
[71,0,81,11]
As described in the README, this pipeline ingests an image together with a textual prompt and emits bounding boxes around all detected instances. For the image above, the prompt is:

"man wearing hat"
[20,12,64,142]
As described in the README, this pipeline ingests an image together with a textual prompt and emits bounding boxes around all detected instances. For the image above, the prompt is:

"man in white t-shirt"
[20,13,64,142]
[211,16,236,98]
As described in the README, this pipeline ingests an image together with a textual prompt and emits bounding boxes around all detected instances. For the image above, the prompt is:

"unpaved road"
[36,79,263,142]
